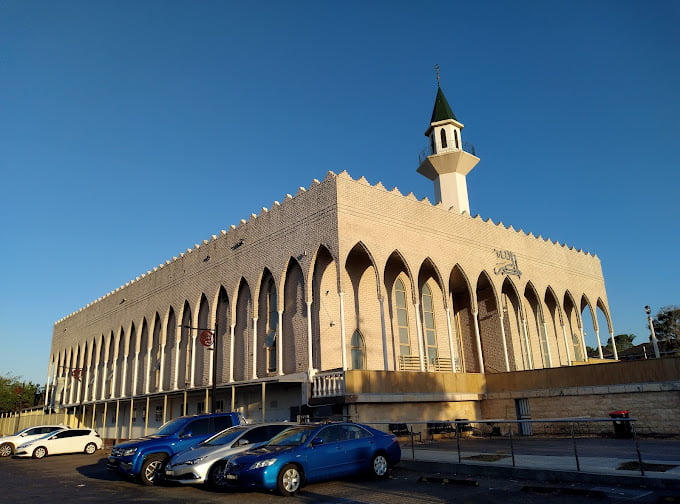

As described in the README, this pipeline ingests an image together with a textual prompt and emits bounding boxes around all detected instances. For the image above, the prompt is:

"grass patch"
[617,461,678,472]
[462,454,509,462]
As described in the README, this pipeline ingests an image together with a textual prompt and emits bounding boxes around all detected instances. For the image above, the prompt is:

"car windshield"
[267,426,315,447]
[155,418,187,436]
[202,426,248,446]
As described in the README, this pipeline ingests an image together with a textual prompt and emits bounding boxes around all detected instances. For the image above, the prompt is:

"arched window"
[394,278,411,356]
[350,330,365,370]
[440,128,448,149]
[454,129,460,149]
[265,279,278,372]
[421,283,438,367]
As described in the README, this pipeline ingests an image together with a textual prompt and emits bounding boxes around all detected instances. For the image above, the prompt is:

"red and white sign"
[199,330,214,347]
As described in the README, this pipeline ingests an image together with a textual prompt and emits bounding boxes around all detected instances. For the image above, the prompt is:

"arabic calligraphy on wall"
[493,249,522,277]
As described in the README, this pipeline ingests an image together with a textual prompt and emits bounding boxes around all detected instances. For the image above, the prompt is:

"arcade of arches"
[50,242,612,407]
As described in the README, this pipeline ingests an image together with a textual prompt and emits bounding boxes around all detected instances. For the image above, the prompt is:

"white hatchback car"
[15,428,102,459]
[0,425,68,457]
[165,423,293,486]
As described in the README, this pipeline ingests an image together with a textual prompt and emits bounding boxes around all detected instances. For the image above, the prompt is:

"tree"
[652,306,680,351]
[606,334,636,352]
[0,374,42,413]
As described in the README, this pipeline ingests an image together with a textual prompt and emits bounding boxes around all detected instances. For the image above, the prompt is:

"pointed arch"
[596,298,613,335]
[150,312,162,392]
[544,286,568,366]
[193,294,210,386]
[163,307,177,390]
[524,282,550,368]
[312,245,340,371]
[257,268,278,377]
[215,286,230,384]
[384,250,416,371]
[124,322,136,397]
[104,330,115,399]
[178,301,192,388]
[283,258,306,374]
[581,293,603,358]
[233,278,252,381]
[88,337,99,401]
[345,242,382,370]
[72,344,82,403]
[450,264,476,372]
[115,326,126,398]
[596,298,615,358]
[476,271,504,372]
[138,318,150,395]
[501,277,528,370]
[564,291,584,361]
[418,258,448,371]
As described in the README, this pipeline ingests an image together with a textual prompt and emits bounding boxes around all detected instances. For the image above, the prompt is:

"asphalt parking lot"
[2,449,679,503]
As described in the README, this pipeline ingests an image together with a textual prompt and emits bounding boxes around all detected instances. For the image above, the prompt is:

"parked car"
[14,428,101,459]
[221,422,401,496]
[107,412,247,486]
[165,423,293,487]
[0,425,69,457]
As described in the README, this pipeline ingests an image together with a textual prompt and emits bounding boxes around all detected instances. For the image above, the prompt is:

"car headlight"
[121,447,137,456]
[250,458,277,469]
[184,456,207,466]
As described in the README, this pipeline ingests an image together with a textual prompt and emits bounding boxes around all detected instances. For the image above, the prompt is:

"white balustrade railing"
[312,371,345,398]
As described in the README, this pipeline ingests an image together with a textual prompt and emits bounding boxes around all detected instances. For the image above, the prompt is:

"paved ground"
[3,445,680,504]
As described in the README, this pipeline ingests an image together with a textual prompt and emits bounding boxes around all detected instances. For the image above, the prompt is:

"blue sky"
[1,1,678,384]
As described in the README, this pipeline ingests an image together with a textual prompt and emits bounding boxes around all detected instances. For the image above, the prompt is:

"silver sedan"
[164,423,294,487]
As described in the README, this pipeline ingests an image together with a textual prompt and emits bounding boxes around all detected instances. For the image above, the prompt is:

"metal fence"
[369,417,651,476]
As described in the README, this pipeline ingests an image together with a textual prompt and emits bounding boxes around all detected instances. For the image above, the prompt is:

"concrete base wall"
[349,400,481,425]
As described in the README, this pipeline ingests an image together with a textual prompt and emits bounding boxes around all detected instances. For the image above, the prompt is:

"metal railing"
[371,417,651,476]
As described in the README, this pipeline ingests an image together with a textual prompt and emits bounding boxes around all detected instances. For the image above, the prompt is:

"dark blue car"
[219,422,400,496]
[107,412,246,485]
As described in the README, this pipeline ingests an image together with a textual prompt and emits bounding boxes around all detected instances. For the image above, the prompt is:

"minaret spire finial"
[434,64,441,87]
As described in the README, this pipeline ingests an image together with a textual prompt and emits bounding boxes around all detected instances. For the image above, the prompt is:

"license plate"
[226,474,238,480]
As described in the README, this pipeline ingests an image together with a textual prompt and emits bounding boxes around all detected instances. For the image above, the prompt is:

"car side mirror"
[311,438,324,446]
[20,433,27,437]
[238,439,250,446]
[180,431,193,438]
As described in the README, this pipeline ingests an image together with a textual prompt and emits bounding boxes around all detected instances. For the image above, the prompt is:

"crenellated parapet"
[55,169,594,323]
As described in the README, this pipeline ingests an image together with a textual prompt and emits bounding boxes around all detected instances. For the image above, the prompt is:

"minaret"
[417,85,479,214]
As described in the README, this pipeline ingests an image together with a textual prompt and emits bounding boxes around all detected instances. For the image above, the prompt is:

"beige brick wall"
[49,171,613,413]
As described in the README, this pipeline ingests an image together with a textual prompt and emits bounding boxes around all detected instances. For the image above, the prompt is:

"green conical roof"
[430,86,457,123]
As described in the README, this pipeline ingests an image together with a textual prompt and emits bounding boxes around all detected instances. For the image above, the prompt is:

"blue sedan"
[220,422,400,496]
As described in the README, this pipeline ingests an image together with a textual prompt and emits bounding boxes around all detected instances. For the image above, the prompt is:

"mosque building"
[46,86,627,438]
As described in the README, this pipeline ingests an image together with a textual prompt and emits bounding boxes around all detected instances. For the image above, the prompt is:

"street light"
[644,305,661,359]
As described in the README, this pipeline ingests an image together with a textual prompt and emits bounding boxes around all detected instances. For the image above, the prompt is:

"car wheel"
[84,442,97,455]
[32,446,47,459]
[277,463,302,496]
[207,461,228,489]
[371,452,389,479]
[0,443,13,457]
[140,454,167,486]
